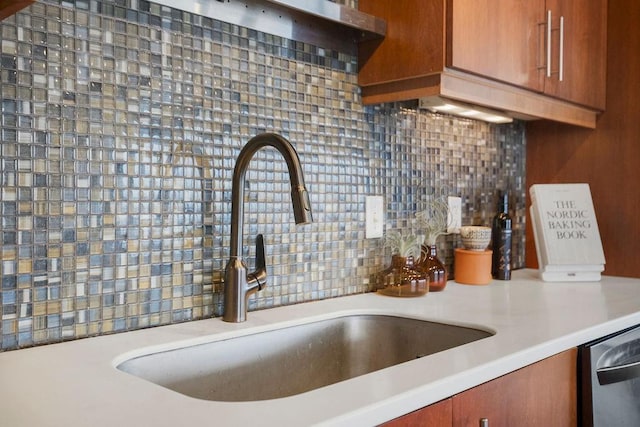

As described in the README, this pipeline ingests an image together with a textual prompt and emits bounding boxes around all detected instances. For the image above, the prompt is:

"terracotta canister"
[454,248,493,285]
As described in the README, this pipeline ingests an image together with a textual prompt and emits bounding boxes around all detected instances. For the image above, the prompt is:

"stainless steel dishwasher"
[580,324,640,427]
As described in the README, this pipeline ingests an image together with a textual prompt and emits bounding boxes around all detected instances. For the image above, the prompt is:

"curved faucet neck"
[229,133,312,259]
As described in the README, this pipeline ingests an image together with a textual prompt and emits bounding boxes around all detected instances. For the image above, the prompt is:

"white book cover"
[540,270,603,282]
[541,264,604,273]
[529,183,605,279]
[530,205,604,273]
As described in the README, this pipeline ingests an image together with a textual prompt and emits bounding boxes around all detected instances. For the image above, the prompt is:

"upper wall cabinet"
[541,0,607,109]
[358,0,607,128]
[0,0,33,21]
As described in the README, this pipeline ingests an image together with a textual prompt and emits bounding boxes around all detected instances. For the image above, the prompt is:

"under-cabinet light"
[419,97,513,124]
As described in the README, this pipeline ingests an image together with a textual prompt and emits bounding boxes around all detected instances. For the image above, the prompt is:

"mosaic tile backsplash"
[0,0,526,351]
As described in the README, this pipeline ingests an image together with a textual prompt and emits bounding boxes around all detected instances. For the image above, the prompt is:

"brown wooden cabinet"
[383,348,577,426]
[358,0,606,128]
[452,349,577,426]
[448,0,544,94]
[0,0,33,21]
[448,0,606,110]
[541,0,607,109]
[384,398,453,427]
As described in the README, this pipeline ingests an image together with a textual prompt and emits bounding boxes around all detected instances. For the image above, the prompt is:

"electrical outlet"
[447,196,462,234]
[365,196,384,238]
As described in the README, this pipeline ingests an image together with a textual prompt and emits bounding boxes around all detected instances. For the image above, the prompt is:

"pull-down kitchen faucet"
[223,133,313,322]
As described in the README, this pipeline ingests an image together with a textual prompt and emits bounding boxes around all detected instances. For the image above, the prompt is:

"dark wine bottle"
[491,192,512,280]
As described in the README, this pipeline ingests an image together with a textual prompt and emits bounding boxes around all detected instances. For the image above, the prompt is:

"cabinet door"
[382,398,452,427]
[448,0,545,92]
[359,0,445,86]
[543,0,607,109]
[452,349,577,427]
[0,0,34,20]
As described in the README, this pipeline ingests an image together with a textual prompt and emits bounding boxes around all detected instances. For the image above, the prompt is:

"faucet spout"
[223,133,312,322]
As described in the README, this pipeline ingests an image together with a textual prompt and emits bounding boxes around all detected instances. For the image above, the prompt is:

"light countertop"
[1,269,640,427]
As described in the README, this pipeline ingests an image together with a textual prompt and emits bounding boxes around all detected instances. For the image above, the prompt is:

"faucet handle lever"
[252,234,267,290]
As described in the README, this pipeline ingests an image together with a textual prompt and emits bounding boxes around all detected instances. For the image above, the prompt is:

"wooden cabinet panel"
[543,0,607,109]
[358,0,444,86]
[382,349,577,426]
[448,0,606,110]
[452,349,578,427]
[448,0,545,92]
[383,398,452,427]
[0,0,33,21]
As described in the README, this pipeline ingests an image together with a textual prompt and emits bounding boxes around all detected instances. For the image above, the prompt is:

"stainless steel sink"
[116,315,493,401]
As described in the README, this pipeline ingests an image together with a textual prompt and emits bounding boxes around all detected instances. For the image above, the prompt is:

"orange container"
[454,248,493,285]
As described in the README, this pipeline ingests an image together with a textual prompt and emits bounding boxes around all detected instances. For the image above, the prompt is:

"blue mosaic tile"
[0,0,526,351]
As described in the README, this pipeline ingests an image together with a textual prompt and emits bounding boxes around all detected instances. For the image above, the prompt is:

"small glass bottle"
[417,244,447,291]
[491,192,512,280]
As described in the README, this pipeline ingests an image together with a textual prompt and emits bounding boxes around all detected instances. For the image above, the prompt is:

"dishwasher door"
[580,324,640,427]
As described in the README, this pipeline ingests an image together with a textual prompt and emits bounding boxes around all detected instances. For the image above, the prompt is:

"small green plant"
[416,195,450,246]
[384,230,423,259]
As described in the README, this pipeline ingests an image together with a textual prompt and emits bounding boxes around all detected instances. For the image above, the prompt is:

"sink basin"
[116,314,493,401]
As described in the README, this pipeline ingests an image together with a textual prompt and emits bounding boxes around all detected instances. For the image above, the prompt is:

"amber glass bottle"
[417,245,447,291]
[377,255,429,297]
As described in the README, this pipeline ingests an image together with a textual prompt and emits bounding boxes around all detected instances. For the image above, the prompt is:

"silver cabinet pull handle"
[479,418,489,427]
[546,10,552,77]
[597,359,640,385]
[559,16,564,81]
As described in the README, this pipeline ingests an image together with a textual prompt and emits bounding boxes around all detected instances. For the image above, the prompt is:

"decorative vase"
[377,255,429,297]
[417,245,448,292]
